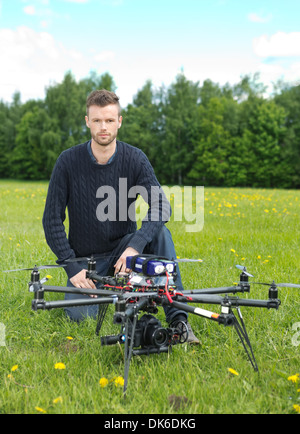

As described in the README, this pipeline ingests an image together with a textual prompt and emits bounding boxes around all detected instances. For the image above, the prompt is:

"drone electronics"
[5,256,300,396]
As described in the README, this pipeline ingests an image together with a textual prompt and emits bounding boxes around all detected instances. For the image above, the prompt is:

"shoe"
[186,322,201,345]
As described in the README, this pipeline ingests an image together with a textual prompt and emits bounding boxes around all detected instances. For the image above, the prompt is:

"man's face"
[85,104,122,147]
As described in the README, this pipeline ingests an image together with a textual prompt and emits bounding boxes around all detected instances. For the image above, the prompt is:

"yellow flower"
[66,336,73,340]
[53,397,63,404]
[293,404,300,414]
[11,365,18,372]
[288,373,299,384]
[230,249,236,253]
[35,407,47,414]
[228,368,239,376]
[54,363,66,370]
[114,376,125,387]
[99,377,109,388]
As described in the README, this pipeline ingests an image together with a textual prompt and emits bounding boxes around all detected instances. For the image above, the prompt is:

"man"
[43,89,199,343]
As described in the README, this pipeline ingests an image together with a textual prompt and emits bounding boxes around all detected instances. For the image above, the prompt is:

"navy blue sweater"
[42,140,170,278]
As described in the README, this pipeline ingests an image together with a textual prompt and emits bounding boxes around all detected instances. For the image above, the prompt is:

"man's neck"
[91,140,117,165]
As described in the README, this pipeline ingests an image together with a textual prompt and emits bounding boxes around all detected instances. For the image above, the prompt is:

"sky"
[0,0,300,106]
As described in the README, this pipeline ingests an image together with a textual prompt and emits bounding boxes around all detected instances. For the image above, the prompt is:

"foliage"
[0,71,300,188]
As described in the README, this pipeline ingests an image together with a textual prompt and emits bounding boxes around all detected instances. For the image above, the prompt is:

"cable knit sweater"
[42,140,170,278]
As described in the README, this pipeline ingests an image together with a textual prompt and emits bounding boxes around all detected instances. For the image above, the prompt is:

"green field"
[0,180,299,414]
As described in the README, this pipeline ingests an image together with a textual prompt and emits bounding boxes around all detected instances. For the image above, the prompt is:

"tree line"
[0,70,299,188]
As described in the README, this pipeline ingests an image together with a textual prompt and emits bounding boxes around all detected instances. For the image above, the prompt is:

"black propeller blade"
[252,281,300,288]
[3,264,66,273]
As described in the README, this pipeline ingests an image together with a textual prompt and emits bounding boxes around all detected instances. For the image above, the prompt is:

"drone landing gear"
[95,303,110,336]
[230,307,259,372]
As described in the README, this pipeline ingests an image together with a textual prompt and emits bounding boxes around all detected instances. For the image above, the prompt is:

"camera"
[101,314,173,353]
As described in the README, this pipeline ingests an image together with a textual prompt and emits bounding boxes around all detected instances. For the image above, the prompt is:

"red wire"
[165,272,173,304]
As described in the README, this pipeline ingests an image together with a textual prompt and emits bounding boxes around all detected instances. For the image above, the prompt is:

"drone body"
[6,255,298,395]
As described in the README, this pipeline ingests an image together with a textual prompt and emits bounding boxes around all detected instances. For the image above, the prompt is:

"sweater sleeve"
[127,151,171,253]
[42,153,82,279]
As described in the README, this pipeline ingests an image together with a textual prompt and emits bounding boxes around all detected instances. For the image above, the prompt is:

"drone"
[4,256,300,395]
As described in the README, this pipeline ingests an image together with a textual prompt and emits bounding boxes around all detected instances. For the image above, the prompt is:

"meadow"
[0,180,299,414]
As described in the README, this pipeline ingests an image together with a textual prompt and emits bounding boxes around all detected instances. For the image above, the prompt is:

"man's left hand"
[114,247,139,274]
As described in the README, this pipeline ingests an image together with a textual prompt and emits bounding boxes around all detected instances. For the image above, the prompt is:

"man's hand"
[70,269,98,298]
[114,247,139,274]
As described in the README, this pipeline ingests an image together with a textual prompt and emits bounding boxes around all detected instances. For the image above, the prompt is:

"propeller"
[64,255,203,264]
[3,264,66,273]
[64,256,97,263]
[252,281,300,288]
[236,265,254,278]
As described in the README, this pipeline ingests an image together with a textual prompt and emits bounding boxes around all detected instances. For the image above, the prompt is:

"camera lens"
[151,328,169,347]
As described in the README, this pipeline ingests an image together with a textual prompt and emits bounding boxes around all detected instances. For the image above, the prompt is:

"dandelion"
[114,376,125,387]
[99,377,109,388]
[66,336,73,340]
[53,397,63,404]
[54,363,66,370]
[35,407,47,414]
[230,249,236,253]
[288,373,299,384]
[228,368,239,376]
[11,365,18,372]
[293,404,300,414]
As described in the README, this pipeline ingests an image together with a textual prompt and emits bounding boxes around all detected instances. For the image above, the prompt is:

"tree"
[160,73,201,184]
[0,92,23,178]
[188,97,231,186]
[10,107,55,179]
[118,80,162,171]
[238,98,288,188]
[275,84,300,187]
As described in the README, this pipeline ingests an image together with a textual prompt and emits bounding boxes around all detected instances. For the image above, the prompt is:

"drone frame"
[27,258,282,396]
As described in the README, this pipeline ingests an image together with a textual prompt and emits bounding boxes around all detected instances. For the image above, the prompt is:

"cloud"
[24,5,36,15]
[0,26,119,102]
[93,51,115,62]
[253,31,300,57]
[0,26,86,101]
[248,12,272,23]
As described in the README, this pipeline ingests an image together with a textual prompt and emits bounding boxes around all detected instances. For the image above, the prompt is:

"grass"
[0,180,300,414]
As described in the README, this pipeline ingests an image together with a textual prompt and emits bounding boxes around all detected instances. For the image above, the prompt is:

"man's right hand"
[70,269,98,298]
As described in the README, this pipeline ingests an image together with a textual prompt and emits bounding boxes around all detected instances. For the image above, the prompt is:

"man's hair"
[86,89,121,117]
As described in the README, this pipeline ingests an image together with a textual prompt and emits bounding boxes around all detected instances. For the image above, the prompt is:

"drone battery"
[126,256,175,276]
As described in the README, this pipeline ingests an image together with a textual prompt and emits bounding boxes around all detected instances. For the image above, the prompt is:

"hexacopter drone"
[5,256,300,395]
